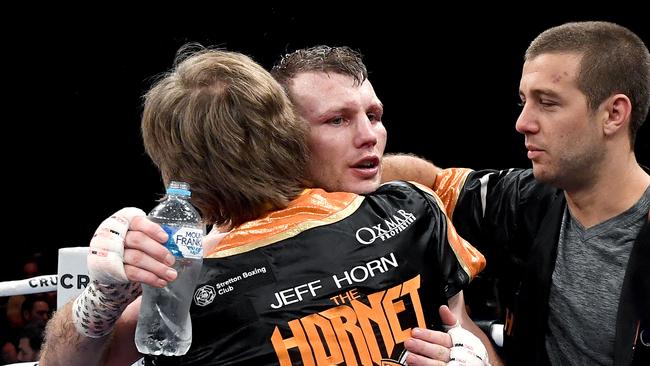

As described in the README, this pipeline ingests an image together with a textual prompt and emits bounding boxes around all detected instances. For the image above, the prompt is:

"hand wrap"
[445,321,490,366]
[72,207,145,337]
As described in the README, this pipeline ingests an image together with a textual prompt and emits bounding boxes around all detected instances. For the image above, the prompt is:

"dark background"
[2,7,648,280]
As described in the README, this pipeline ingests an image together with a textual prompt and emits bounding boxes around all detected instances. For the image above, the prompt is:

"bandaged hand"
[446,321,490,366]
[88,207,146,284]
[73,208,149,338]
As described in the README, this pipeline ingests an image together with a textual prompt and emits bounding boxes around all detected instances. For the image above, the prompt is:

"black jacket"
[147,182,485,365]
[435,168,649,366]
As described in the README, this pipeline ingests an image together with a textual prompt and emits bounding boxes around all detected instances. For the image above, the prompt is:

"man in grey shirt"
[383,21,650,365]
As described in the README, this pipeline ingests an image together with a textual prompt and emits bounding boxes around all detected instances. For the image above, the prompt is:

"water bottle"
[135,181,205,356]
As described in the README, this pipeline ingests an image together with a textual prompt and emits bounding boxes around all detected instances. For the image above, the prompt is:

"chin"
[532,166,557,186]
[531,166,546,181]
[349,180,380,194]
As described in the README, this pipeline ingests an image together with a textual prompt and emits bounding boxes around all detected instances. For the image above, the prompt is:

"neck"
[564,151,649,228]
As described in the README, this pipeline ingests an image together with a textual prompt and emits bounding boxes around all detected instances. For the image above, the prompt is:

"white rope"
[0,246,144,366]
[0,274,58,297]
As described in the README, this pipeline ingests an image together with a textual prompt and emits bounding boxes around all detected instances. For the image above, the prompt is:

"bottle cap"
[166,187,191,197]
[167,181,191,197]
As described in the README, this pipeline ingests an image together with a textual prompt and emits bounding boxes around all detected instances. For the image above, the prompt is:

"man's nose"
[515,104,540,135]
[354,117,378,148]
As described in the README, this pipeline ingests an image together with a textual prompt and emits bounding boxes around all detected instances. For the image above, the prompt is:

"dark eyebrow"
[521,87,562,99]
[315,106,354,121]
[368,103,383,113]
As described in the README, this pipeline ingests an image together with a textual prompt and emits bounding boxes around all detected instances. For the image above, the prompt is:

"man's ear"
[603,93,632,136]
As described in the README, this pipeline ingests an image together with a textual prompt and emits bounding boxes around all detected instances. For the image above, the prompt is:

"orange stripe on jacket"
[206,189,364,258]
[411,180,485,280]
[433,168,472,219]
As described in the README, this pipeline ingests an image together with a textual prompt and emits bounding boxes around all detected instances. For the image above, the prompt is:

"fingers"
[411,327,453,349]
[404,350,447,366]
[123,248,177,288]
[122,216,175,288]
[404,307,489,366]
[88,207,147,284]
[404,327,452,365]
[125,217,170,263]
[439,305,459,329]
[90,208,145,257]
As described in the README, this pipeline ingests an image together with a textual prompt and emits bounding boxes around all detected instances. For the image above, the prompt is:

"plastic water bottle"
[135,181,205,356]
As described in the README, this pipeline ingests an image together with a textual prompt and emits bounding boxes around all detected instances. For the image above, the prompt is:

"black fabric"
[449,168,648,366]
[147,181,476,365]
[617,219,650,366]
[506,193,564,366]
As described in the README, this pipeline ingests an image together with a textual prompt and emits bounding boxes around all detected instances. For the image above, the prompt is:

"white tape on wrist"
[74,207,146,337]
[88,207,145,284]
[73,280,142,338]
[445,321,490,366]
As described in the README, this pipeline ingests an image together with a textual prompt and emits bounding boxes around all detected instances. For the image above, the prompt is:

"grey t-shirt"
[546,187,649,365]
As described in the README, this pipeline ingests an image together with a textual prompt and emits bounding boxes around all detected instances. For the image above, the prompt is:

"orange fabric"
[206,189,361,257]
[433,168,472,219]
[441,207,486,280]
[412,180,485,279]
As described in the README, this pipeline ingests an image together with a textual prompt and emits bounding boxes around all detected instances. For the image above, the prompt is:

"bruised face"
[516,53,606,190]
[289,72,387,194]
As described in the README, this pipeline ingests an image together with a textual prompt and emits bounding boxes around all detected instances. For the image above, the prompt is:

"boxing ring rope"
[1,248,90,309]
[0,275,58,297]
[0,247,144,366]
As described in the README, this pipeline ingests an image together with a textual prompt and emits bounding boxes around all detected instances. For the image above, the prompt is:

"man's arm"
[40,301,117,366]
[381,153,440,187]
[40,210,173,366]
[40,299,142,366]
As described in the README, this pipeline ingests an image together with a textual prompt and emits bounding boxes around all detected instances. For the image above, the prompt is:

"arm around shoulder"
[381,153,441,187]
